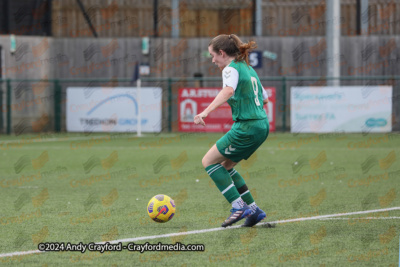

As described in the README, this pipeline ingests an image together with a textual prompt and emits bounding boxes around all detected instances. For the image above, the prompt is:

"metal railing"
[0,76,399,134]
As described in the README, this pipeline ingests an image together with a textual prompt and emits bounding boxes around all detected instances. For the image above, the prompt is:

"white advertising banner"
[291,86,392,133]
[67,87,162,132]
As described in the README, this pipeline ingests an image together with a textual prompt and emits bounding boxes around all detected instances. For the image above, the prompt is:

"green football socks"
[227,168,255,205]
[205,164,240,203]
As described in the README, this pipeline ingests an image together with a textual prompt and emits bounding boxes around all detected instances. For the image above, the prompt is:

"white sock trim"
[229,169,237,176]
[232,197,241,203]
[207,164,223,175]
[221,182,234,195]
[249,202,258,214]
[207,164,221,174]
[240,190,249,196]
[232,197,245,209]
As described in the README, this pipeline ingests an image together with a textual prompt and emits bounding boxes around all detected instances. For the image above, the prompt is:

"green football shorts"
[216,118,269,163]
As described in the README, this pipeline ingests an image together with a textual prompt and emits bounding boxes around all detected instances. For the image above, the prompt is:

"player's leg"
[221,160,256,209]
[241,119,270,227]
[220,119,269,227]
[220,159,257,210]
[221,159,265,226]
[232,163,266,227]
[202,145,251,227]
[202,145,245,208]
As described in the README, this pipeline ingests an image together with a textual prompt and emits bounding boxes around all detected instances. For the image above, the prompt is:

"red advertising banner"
[264,87,276,132]
[178,88,276,132]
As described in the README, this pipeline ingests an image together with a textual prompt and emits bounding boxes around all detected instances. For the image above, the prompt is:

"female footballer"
[194,34,269,227]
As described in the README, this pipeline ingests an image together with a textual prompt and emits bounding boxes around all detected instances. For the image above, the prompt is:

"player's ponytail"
[209,34,257,66]
[237,39,257,66]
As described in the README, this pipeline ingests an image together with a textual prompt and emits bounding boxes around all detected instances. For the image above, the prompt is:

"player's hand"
[194,112,208,126]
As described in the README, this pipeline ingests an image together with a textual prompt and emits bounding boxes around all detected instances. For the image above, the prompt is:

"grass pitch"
[0,131,399,266]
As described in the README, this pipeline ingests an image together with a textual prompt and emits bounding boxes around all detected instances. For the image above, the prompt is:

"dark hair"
[208,34,257,66]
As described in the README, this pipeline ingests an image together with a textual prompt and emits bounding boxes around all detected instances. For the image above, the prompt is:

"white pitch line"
[262,207,400,226]
[0,206,399,259]
[318,217,400,220]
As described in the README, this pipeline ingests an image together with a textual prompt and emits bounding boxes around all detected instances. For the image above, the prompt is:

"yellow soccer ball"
[147,194,176,223]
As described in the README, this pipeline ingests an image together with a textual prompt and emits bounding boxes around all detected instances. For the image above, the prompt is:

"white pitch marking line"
[0,206,399,258]
[318,217,400,220]
[262,207,400,226]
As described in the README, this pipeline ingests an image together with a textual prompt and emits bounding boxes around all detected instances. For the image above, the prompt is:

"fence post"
[168,78,172,132]
[6,79,11,135]
[281,76,287,132]
[54,79,61,132]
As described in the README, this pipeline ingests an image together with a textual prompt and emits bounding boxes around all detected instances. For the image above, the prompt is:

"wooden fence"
[51,0,400,37]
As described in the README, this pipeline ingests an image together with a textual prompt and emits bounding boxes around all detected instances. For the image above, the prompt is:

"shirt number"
[251,77,261,106]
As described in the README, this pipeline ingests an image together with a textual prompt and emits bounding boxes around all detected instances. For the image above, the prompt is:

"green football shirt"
[223,60,267,121]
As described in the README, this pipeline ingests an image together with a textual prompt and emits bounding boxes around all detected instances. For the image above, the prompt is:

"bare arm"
[194,86,234,126]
